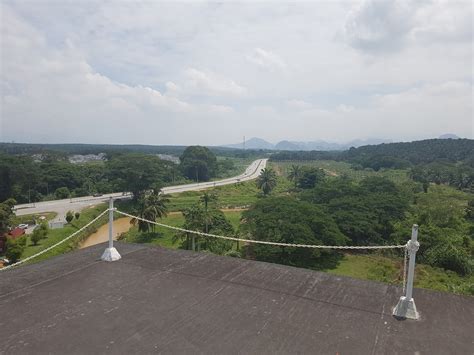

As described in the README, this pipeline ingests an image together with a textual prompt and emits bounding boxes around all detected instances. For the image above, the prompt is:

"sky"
[0,0,473,146]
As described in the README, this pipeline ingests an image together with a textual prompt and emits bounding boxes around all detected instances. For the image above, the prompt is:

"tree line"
[270,139,474,192]
[0,145,239,203]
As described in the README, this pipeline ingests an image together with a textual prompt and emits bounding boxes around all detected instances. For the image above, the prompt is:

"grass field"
[269,160,410,183]
[12,211,57,226]
[166,176,291,211]
[121,210,243,249]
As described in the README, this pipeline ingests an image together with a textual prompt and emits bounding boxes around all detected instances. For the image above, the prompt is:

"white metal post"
[108,197,114,249]
[393,224,419,319]
[101,197,121,262]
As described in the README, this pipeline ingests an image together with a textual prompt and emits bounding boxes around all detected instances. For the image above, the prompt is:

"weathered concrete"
[0,243,472,354]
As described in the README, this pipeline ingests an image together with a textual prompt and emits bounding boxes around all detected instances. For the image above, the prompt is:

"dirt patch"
[324,169,339,177]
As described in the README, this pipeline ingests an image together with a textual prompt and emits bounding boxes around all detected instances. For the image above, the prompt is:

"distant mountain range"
[223,137,393,151]
[438,133,461,139]
[223,134,462,151]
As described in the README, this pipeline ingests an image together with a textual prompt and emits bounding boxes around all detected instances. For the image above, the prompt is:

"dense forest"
[271,139,474,192]
[0,146,238,203]
[0,142,267,159]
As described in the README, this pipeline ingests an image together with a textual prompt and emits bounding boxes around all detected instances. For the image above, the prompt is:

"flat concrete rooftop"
[0,242,473,354]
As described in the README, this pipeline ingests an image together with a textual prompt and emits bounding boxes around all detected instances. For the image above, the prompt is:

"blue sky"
[1,0,472,145]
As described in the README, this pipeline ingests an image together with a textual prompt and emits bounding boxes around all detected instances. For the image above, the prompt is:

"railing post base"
[393,296,419,320]
[101,247,121,262]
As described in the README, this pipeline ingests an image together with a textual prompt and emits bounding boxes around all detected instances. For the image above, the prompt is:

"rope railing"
[116,210,407,250]
[0,209,109,271]
[115,209,410,297]
[1,201,420,319]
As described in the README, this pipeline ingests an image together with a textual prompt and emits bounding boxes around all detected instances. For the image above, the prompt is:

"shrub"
[55,187,70,199]
[5,239,24,263]
[65,211,74,224]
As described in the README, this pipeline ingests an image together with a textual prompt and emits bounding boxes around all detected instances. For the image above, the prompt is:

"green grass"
[269,160,410,183]
[166,176,291,212]
[12,212,57,226]
[19,204,109,263]
[326,253,474,296]
[166,183,257,211]
[121,210,243,249]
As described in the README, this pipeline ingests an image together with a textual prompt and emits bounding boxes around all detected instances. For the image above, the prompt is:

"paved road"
[14,159,267,223]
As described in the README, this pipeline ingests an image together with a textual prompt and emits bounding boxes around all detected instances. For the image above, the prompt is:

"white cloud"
[1,1,472,145]
[286,99,312,110]
[182,68,246,97]
[344,0,472,53]
[246,48,286,71]
[337,104,355,113]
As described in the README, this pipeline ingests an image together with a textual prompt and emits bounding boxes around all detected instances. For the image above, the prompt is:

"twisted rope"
[117,210,407,250]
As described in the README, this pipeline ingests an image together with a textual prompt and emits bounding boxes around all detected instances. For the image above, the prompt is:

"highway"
[14,159,267,223]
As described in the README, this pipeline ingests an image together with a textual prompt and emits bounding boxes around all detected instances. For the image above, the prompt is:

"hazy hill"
[224,137,392,151]
[224,137,275,150]
[439,133,461,139]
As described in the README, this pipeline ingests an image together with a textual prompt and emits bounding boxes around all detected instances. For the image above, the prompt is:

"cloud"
[344,0,421,53]
[286,99,312,110]
[1,1,472,145]
[246,48,286,71]
[344,0,472,54]
[0,5,239,144]
[182,68,246,97]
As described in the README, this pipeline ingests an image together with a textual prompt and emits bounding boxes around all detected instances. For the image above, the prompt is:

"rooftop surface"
[0,243,472,354]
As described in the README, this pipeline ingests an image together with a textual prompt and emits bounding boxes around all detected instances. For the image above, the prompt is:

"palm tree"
[200,192,217,233]
[256,168,277,196]
[131,188,169,232]
[287,164,301,188]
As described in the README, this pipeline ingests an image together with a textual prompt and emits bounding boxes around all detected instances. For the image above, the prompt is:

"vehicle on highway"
[92,193,103,197]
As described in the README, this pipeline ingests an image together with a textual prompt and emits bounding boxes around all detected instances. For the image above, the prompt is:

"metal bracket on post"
[393,224,419,320]
[101,197,121,262]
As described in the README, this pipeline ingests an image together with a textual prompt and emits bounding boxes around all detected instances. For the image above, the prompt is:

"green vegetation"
[65,211,74,223]
[30,223,48,246]
[241,196,347,269]
[130,186,169,232]
[270,160,410,183]
[165,176,291,211]
[106,153,179,200]
[1,139,473,296]
[120,210,242,250]
[17,204,108,263]
[180,145,217,182]
[0,147,242,204]
[11,212,57,226]
[327,253,474,295]
[0,199,16,235]
[5,238,24,263]
[256,168,277,195]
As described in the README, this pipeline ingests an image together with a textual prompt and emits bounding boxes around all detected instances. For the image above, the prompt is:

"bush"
[65,211,74,223]
[425,242,473,276]
[30,223,49,246]
[55,187,70,199]
[224,250,241,258]
[5,239,25,263]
